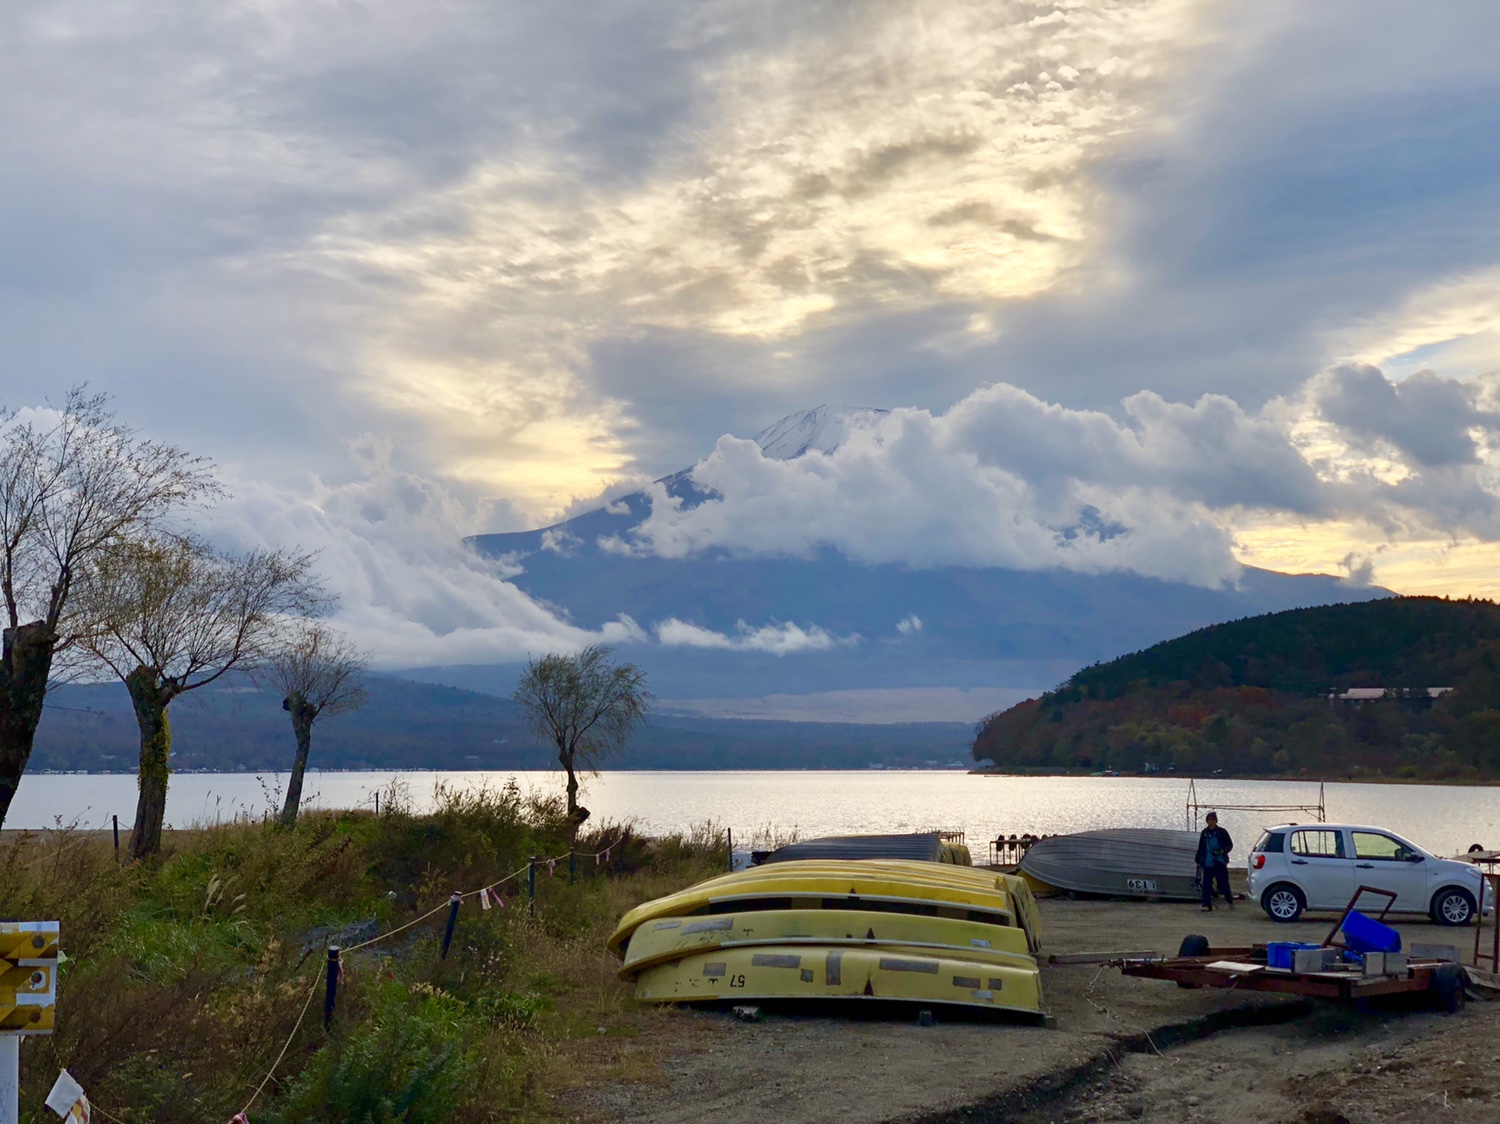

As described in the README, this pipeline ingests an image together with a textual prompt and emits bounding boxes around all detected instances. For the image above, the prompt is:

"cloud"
[654,618,853,655]
[1311,364,1500,469]
[896,615,923,634]
[6,0,1500,604]
[196,445,644,668]
[598,366,1500,590]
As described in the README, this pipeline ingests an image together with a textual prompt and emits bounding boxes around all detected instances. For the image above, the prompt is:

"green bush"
[268,982,479,1124]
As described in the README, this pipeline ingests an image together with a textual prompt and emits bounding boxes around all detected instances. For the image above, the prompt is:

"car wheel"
[1262,883,1305,923]
[1432,887,1477,927]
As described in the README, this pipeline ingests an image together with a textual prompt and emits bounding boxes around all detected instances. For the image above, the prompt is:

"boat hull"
[633,944,1044,1017]
[608,860,1040,957]
[621,907,1035,976]
[1017,829,1202,902]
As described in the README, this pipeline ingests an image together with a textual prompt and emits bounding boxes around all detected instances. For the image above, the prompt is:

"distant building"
[1328,687,1453,705]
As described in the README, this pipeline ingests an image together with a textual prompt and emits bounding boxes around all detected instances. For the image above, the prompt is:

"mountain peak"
[752,405,889,461]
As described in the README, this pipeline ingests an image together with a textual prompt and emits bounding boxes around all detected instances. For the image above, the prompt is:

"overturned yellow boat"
[609,857,1045,1019]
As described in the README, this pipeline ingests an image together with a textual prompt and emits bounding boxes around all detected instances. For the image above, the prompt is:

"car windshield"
[1352,831,1419,861]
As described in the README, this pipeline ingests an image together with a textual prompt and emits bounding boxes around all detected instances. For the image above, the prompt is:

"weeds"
[5,787,730,1123]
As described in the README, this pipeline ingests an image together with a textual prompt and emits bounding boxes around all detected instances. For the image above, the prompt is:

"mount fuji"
[450,407,1384,722]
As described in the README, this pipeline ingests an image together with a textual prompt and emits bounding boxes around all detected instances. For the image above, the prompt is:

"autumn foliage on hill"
[972,597,1500,780]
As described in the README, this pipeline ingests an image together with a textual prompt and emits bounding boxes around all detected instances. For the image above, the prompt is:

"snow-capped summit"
[752,406,889,461]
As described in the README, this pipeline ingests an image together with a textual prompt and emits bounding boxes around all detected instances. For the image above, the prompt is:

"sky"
[5,0,1500,666]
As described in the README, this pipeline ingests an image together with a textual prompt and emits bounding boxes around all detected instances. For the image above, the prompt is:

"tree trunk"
[0,621,56,830]
[279,692,316,828]
[559,747,590,835]
[127,668,174,860]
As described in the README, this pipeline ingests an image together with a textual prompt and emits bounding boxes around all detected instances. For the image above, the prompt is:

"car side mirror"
[1405,853,1424,863]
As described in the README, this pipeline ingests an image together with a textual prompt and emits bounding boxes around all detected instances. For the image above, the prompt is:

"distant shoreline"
[969,767,1500,786]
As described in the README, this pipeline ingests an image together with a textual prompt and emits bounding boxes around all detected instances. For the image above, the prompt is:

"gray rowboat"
[1016,828,1203,901]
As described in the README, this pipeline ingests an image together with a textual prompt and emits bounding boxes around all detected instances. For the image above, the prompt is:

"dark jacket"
[1195,825,1233,868]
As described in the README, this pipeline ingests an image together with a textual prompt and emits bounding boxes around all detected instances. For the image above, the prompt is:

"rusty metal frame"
[1473,865,1500,972]
[1119,945,1444,1001]
[1322,884,1398,948]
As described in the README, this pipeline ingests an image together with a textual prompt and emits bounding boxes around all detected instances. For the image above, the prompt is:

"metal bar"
[1048,951,1159,965]
[1120,964,1349,997]
[0,1035,15,1124]
[1322,885,1399,947]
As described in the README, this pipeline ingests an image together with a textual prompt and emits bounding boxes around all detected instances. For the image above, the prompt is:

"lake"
[9,770,1499,859]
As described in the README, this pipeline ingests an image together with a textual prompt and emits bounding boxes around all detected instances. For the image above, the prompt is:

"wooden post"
[440,892,462,959]
[727,827,733,872]
[112,815,120,861]
[374,791,379,817]
[528,857,537,918]
[568,850,576,886]
[323,946,341,1030]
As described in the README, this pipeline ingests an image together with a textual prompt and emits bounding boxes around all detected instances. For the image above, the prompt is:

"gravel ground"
[578,891,1497,1124]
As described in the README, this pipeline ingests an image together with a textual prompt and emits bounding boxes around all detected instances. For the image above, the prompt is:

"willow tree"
[265,623,367,827]
[0,389,216,829]
[513,644,651,830]
[80,537,325,857]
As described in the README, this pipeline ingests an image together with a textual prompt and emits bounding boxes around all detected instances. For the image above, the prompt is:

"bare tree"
[513,644,651,831]
[0,389,217,828]
[79,536,327,857]
[264,623,367,827]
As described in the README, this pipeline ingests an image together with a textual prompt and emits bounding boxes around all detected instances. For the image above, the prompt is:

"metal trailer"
[1118,885,1467,1010]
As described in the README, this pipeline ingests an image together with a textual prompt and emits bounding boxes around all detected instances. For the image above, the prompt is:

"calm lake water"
[10,770,1499,859]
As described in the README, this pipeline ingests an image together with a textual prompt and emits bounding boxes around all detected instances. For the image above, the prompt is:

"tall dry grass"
[1,779,728,1122]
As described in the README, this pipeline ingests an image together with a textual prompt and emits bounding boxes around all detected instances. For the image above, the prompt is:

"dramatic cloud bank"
[609,367,1500,587]
[198,448,645,668]
[6,0,1500,607]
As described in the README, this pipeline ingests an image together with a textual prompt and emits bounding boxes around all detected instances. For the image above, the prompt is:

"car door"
[1349,830,1429,911]
[1286,827,1354,909]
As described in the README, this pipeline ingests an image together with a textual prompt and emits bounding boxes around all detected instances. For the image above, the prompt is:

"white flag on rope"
[44,1070,90,1122]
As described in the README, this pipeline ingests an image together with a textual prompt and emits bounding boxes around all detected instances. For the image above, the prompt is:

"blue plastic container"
[1266,941,1323,969]
[1341,910,1402,954]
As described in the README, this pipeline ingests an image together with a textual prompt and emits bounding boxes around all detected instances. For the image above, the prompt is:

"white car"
[1247,823,1491,925]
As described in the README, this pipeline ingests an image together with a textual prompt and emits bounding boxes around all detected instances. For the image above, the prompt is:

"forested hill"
[972,597,1500,780]
[1064,597,1500,699]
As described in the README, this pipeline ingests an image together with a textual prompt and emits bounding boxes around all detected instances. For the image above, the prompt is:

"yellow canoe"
[608,860,1041,957]
[633,943,1044,1018]
[620,907,1035,977]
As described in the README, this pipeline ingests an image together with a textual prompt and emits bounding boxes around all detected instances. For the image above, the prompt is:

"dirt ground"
[578,887,1500,1124]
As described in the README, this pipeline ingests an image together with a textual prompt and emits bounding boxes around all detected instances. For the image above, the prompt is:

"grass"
[1,778,729,1123]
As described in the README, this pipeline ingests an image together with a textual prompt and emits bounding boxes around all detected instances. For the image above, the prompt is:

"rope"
[1082,963,1173,1061]
[340,835,622,951]
[238,966,322,1117]
[57,834,631,1121]
[340,898,456,954]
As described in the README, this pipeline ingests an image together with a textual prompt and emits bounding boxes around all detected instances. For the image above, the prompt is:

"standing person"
[1196,811,1234,912]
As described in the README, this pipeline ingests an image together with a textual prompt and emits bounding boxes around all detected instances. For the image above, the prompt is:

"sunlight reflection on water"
[12,770,1500,858]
